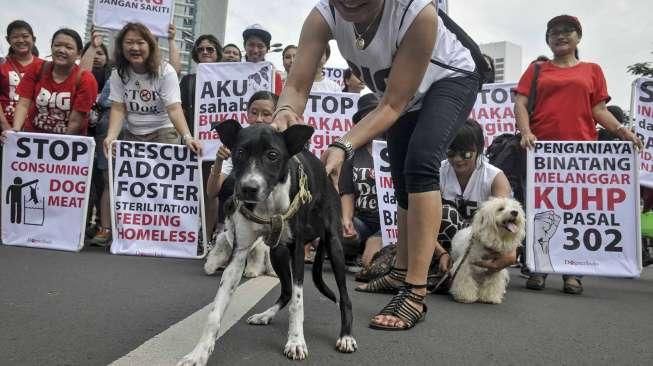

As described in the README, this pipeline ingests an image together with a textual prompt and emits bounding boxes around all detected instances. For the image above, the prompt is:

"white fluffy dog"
[449,197,525,304]
[204,227,276,278]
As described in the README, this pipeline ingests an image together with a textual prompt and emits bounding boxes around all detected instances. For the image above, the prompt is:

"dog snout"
[510,210,518,217]
[240,183,259,199]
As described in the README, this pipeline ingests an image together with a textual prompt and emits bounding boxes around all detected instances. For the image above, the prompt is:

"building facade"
[479,41,522,84]
[85,0,229,74]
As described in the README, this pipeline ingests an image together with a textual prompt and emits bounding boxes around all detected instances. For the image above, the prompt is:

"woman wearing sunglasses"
[439,119,514,273]
[179,34,223,250]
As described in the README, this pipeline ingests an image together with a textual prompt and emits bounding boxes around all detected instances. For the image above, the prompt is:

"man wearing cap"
[243,24,283,95]
[339,94,383,270]
[514,15,643,295]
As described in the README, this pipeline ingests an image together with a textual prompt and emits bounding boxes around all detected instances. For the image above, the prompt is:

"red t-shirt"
[17,63,98,135]
[515,61,610,141]
[0,56,45,126]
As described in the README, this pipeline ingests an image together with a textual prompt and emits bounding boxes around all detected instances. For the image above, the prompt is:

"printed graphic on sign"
[194,62,274,160]
[372,140,397,247]
[94,0,175,38]
[469,83,517,148]
[526,141,642,277]
[109,141,204,259]
[305,92,358,158]
[633,77,653,187]
[2,132,94,252]
[323,67,346,89]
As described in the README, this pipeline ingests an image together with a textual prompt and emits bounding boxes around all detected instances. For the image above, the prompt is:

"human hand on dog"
[271,108,302,132]
[474,250,517,274]
[216,145,231,161]
[322,146,345,190]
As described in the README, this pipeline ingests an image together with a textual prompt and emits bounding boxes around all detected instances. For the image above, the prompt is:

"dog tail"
[312,240,337,303]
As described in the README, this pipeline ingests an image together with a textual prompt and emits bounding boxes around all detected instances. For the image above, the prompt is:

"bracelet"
[328,138,354,160]
[614,125,628,136]
[209,163,220,175]
[182,133,193,141]
[272,105,298,119]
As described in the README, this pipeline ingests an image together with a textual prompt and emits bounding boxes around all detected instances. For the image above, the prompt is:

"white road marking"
[110,276,279,366]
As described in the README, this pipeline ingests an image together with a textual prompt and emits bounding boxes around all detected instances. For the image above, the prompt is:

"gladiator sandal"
[355,267,406,294]
[369,283,428,331]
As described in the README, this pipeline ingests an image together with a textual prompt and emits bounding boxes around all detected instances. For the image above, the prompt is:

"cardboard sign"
[526,141,642,277]
[469,82,518,148]
[304,92,358,158]
[632,77,653,187]
[372,140,397,247]
[2,132,94,251]
[194,62,274,160]
[109,141,205,258]
[94,0,175,38]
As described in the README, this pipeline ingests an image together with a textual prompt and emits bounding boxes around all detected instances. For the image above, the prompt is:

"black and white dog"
[178,120,356,365]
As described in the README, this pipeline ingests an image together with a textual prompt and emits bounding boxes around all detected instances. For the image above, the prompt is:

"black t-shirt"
[338,148,379,225]
[179,73,196,136]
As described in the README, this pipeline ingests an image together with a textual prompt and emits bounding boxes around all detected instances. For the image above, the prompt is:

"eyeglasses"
[446,150,475,160]
[197,46,216,54]
[547,27,576,38]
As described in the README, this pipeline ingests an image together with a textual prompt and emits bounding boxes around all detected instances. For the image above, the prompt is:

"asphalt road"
[1,244,652,366]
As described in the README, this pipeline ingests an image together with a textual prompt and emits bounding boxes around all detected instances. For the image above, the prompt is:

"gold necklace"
[353,2,384,50]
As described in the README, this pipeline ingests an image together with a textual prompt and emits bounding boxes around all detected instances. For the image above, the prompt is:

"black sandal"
[355,267,406,294]
[369,283,428,331]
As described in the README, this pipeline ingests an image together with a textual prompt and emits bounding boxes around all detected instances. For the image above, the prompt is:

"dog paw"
[177,352,208,366]
[204,260,219,275]
[284,339,308,360]
[243,270,263,278]
[452,295,477,304]
[478,296,503,304]
[335,335,358,353]
[247,312,273,325]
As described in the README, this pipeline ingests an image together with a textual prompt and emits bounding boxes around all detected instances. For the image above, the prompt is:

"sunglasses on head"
[197,46,216,54]
[446,150,475,160]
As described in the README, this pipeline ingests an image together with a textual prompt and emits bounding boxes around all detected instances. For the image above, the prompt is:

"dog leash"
[432,235,477,291]
[234,158,312,248]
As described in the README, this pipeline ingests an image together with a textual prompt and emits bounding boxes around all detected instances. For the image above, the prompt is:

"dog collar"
[234,160,312,248]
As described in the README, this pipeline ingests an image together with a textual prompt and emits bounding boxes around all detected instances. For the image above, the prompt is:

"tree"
[628,52,653,78]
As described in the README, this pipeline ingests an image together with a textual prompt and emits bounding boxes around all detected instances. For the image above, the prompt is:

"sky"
[0,0,650,109]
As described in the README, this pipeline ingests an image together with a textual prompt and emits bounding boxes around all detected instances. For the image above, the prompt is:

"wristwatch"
[329,138,354,160]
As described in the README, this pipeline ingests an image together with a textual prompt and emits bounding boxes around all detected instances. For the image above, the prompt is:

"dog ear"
[282,125,314,156]
[213,119,242,150]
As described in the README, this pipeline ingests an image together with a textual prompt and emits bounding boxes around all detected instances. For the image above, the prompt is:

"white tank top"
[315,0,476,113]
[440,157,504,220]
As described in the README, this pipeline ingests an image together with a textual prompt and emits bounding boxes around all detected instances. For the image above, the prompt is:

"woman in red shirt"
[0,20,44,130]
[8,28,98,136]
[514,15,642,294]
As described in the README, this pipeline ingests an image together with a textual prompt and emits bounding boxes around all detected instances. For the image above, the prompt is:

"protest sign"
[93,0,175,38]
[194,62,274,160]
[323,67,346,90]
[632,77,653,187]
[305,92,358,158]
[2,132,94,252]
[468,82,517,148]
[372,140,397,247]
[109,141,205,259]
[525,141,641,277]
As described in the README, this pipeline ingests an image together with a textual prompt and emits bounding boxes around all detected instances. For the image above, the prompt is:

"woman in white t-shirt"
[311,43,343,93]
[272,0,485,331]
[103,23,201,155]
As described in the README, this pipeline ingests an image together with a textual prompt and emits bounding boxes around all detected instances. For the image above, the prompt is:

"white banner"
[632,77,653,187]
[469,82,517,148]
[305,92,358,158]
[194,62,274,161]
[526,141,642,277]
[322,67,346,90]
[109,141,205,259]
[93,0,175,38]
[2,132,94,252]
[372,140,397,247]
